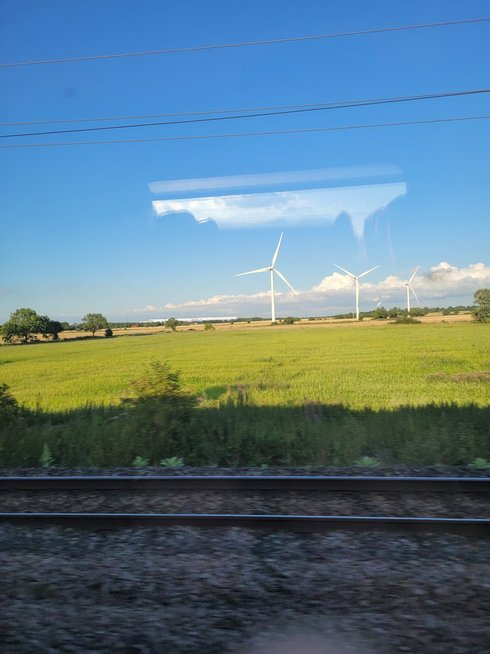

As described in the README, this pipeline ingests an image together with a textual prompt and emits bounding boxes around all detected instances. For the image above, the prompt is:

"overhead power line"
[2,88,489,139]
[2,88,488,128]
[1,114,488,149]
[1,17,489,69]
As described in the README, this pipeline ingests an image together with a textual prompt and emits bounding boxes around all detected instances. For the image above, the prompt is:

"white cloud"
[131,262,489,317]
[152,182,406,239]
[309,262,490,304]
[132,292,273,315]
[420,262,490,298]
[311,272,358,293]
[164,291,271,310]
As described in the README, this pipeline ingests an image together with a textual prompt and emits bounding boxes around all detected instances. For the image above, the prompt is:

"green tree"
[473,288,490,323]
[387,307,402,318]
[372,306,388,320]
[81,313,108,336]
[165,317,178,331]
[409,307,427,317]
[38,316,64,340]
[1,308,43,343]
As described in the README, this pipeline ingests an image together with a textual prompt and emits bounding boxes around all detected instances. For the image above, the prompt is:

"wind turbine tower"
[333,263,380,321]
[405,267,420,316]
[236,233,297,322]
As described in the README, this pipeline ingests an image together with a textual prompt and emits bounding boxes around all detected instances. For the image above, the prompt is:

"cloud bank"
[152,182,406,239]
[132,262,490,318]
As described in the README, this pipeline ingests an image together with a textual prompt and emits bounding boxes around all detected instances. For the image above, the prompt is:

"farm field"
[1,322,489,467]
[1,321,489,411]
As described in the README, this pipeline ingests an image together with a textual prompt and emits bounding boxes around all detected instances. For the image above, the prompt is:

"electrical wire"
[2,88,489,139]
[1,114,488,149]
[1,17,488,68]
[0,89,476,127]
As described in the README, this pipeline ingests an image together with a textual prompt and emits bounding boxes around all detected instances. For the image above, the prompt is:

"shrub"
[469,457,490,469]
[409,307,427,317]
[123,361,193,406]
[0,383,19,424]
[132,455,149,468]
[121,361,197,463]
[354,456,381,467]
[39,443,55,467]
[160,456,185,468]
[105,327,113,338]
[282,316,297,325]
[204,323,215,331]
[392,316,421,325]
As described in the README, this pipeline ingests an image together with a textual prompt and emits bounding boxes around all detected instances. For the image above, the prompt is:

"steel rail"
[0,512,489,535]
[1,476,489,492]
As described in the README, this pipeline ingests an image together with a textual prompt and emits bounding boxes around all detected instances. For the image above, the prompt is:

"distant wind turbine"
[236,232,297,323]
[333,263,380,321]
[404,266,420,315]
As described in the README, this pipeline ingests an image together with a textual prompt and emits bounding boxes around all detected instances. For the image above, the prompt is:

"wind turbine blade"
[235,267,270,276]
[410,285,421,306]
[333,263,356,278]
[274,268,298,294]
[409,266,419,284]
[358,265,381,278]
[271,232,283,267]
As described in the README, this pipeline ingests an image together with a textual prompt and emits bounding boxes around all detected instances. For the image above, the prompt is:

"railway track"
[1,475,489,535]
[2,474,490,491]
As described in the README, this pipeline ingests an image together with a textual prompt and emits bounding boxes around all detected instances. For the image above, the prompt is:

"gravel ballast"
[2,465,490,477]
[1,467,489,653]
[1,526,489,653]
[1,490,489,518]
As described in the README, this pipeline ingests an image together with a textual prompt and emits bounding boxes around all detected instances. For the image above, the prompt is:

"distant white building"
[144,316,237,323]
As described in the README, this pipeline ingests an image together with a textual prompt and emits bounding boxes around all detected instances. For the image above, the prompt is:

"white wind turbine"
[404,266,420,316]
[333,263,380,321]
[236,233,297,323]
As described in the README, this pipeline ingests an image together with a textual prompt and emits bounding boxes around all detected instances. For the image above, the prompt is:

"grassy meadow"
[1,321,489,467]
[2,321,489,410]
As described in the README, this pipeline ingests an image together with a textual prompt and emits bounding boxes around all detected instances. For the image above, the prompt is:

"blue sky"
[1,0,489,321]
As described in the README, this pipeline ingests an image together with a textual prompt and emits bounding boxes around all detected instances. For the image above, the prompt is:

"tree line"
[1,290,489,344]
[0,309,111,344]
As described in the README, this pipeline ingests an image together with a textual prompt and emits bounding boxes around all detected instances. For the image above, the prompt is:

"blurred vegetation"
[1,322,488,468]
[0,365,488,468]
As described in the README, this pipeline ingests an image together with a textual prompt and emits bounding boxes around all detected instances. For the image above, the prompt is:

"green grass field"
[1,322,489,467]
[2,322,489,410]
